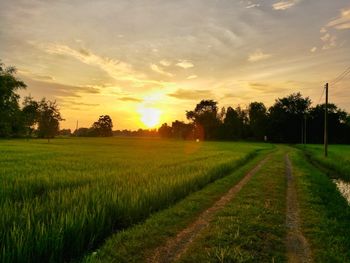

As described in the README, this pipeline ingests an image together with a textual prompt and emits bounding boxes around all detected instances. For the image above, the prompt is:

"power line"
[330,66,350,85]
[330,66,350,84]
[316,86,325,105]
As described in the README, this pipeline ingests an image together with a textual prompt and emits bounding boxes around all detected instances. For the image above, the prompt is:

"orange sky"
[1,0,350,130]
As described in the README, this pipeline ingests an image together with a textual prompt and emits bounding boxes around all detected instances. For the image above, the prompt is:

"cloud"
[159,59,171,67]
[168,89,214,100]
[272,0,300,10]
[248,49,271,62]
[327,8,350,30]
[33,42,166,87]
[21,76,100,98]
[150,64,174,77]
[246,4,260,9]
[249,82,270,89]
[248,82,291,94]
[18,69,55,81]
[320,32,337,50]
[186,75,198,80]
[59,99,99,107]
[118,96,142,102]
[176,60,194,69]
[241,0,260,9]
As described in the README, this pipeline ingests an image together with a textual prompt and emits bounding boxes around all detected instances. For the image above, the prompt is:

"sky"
[1,0,350,130]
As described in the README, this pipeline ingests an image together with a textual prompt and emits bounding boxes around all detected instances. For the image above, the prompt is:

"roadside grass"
[290,149,350,262]
[81,148,274,263]
[0,138,271,263]
[298,144,350,181]
[176,148,287,263]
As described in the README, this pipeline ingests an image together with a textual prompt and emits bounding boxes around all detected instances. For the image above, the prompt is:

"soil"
[285,154,312,263]
[147,155,270,263]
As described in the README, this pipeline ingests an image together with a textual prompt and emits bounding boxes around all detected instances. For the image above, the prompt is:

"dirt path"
[285,154,312,263]
[148,155,270,263]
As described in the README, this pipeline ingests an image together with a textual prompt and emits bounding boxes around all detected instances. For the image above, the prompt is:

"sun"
[139,107,161,128]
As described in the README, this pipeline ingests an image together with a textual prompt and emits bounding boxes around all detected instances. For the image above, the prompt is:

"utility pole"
[76,120,79,136]
[304,114,307,145]
[301,117,304,144]
[324,83,328,157]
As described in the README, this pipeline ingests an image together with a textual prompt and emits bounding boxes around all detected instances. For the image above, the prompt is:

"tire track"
[285,154,312,263]
[148,155,270,263]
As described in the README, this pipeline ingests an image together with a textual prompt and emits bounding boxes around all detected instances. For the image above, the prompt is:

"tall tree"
[22,96,39,138]
[171,120,193,139]
[0,61,26,137]
[92,115,113,137]
[248,102,267,140]
[37,99,63,141]
[268,93,311,143]
[158,123,172,138]
[223,107,241,140]
[308,103,350,144]
[186,100,220,140]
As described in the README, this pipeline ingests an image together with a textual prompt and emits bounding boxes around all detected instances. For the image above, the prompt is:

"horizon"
[1,0,350,130]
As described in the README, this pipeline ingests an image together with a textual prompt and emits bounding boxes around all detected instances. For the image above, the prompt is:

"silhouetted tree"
[58,129,72,136]
[22,96,39,138]
[74,127,94,137]
[223,107,241,140]
[37,99,63,141]
[0,61,26,137]
[248,102,267,140]
[308,103,350,144]
[186,100,221,140]
[171,120,193,139]
[92,115,113,137]
[268,93,311,143]
[158,123,172,138]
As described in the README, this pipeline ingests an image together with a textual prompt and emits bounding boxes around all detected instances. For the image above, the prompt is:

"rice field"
[302,144,350,181]
[0,137,269,263]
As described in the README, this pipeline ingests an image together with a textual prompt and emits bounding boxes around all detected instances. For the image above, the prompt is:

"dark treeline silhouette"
[159,94,350,144]
[1,61,350,143]
[113,129,158,137]
[69,127,157,138]
[72,115,114,137]
[0,61,114,139]
[0,61,63,140]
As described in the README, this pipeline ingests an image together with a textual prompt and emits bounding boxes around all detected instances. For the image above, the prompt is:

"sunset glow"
[1,0,349,130]
[139,107,161,128]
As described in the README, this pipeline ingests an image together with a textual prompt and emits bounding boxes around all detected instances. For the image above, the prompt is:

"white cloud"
[246,4,260,9]
[186,75,198,80]
[321,34,337,50]
[272,0,300,10]
[310,47,317,53]
[176,60,194,69]
[150,64,173,77]
[159,59,171,67]
[320,33,331,42]
[34,42,165,87]
[327,8,350,30]
[248,49,271,62]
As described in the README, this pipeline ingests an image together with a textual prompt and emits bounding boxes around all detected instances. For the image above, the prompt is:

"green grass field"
[1,138,350,263]
[300,144,350,181]
[0,138,270,263]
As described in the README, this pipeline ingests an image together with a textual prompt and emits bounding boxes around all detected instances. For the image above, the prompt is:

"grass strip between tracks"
[176,148,287,263]
[81,149,273,263]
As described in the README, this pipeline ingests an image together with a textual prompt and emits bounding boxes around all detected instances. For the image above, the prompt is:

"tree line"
[1,61,350,143]
[0,61,114,140]
[159,95,350,143]
[0,62,63,140]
